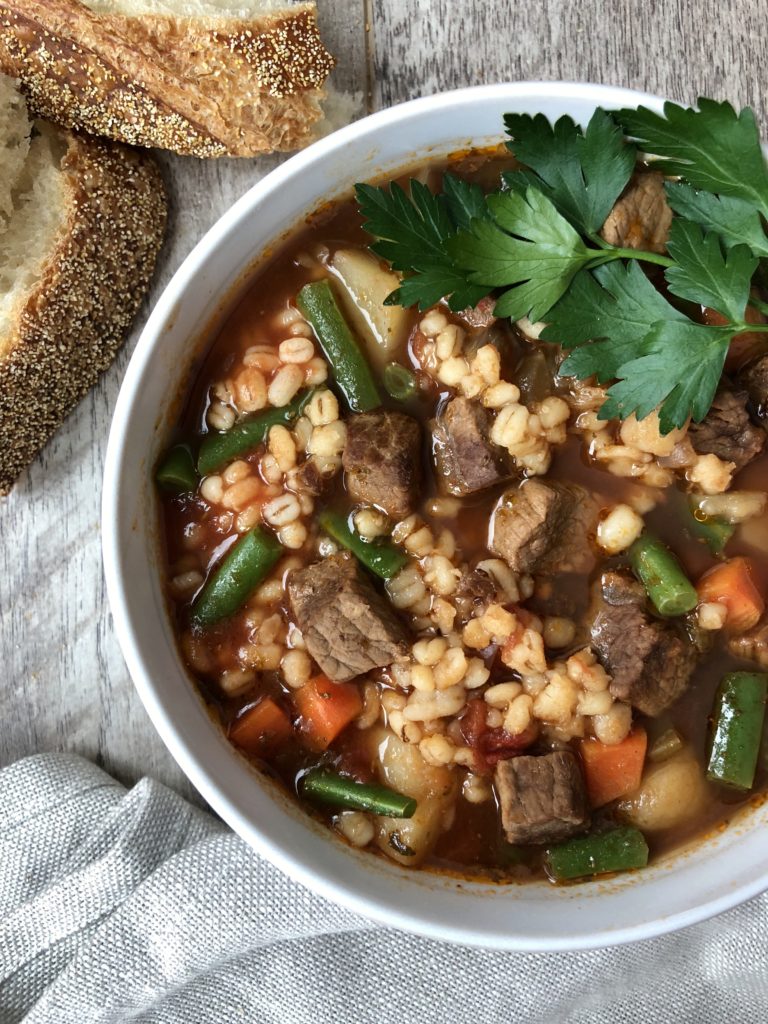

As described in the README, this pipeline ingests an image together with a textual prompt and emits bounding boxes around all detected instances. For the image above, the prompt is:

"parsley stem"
[732,321,768,334]
[604,247,675,268]
[585,232,674,269]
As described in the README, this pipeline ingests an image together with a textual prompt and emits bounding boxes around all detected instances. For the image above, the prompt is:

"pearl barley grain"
[597,504,644,555]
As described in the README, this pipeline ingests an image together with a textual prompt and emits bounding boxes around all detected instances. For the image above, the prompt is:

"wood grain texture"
[1,0,766,801]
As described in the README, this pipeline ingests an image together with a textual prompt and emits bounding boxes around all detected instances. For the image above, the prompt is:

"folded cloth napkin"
[2,754,768,1024]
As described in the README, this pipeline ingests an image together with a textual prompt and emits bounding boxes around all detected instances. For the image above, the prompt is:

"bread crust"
[0,129,166,494]
[0,1,335,157]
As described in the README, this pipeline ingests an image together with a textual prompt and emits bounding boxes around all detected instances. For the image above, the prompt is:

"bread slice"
[0,0,335,157]
[0,74,166,495]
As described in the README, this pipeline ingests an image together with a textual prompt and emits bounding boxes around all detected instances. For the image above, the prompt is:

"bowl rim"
[103,80,768,950]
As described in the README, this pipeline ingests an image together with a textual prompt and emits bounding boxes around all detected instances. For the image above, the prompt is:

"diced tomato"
[460,698,537,773]
[580,728,647,807]
[697,557,765,633]
[229,697,292,755]
[294,675,363,751]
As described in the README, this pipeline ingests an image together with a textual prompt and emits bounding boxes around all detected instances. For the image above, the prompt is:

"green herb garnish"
[355,99,768,432]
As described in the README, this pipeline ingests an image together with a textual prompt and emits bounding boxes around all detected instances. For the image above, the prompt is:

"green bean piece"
[544,826,649,882]
[383,361,417,401]
[297,280,381,413]
[301,769,417,818]
[197,390,312,476]
[156,444,197,494]
[318,509,408,580]
[627,532,698,617]
[707,672,768,790]
[683,501,734,556]
[191,527,283,626]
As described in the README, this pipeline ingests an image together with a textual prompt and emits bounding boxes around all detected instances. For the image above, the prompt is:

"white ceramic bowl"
[103,81,768,950]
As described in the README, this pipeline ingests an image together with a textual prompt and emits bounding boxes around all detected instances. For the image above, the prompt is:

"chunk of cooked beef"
[740,353,768,427]
[288,553,409,682]
[600,171,672,254]
[688,386,765,469]
[432,396,511,496]
[453,568,497,624]
[495,751,589,844]
[590,571,697,716]
[490,480,597,574]
[728,618,768,669]
[342,410,422,518]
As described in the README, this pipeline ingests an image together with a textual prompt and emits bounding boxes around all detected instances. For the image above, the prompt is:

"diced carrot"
[580,728,647,808]
[230,697,292,754]
[294,675,363,751]
[697,557,765,633]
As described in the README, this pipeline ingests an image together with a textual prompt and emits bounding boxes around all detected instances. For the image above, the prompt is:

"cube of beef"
[739,353,768,428]
[288,553,409,682]
[590,571,697,717]
[342,410,422,518]
[688,386,765,470]
[432,396,510,496]
[601,171,672,254]
[490,480,597,574]
[495,751,590,844]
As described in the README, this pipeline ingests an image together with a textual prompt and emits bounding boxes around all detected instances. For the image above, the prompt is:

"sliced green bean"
[297,280,381,413]
[197,390,312,476]
[156,444,197,494]
[301,768,416,817]
[683,501,734,556]
[383,361,417,401]
[191,527,282,626]
[544,826,649,882]
[627,532,698,617]
[318,509,408,580]
[707,672,768,790]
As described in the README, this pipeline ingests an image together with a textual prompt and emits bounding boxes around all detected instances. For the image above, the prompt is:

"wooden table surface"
[2,0,767,802]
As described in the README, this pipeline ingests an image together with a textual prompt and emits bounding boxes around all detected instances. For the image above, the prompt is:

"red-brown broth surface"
[160,153,768,882]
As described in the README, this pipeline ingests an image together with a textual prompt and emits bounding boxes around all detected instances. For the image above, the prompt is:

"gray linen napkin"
[1,753,767,1023]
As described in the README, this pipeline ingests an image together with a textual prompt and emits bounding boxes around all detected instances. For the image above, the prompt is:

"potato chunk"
[330,249,410,366]
[617,750,708,833]
[372,730,458,865]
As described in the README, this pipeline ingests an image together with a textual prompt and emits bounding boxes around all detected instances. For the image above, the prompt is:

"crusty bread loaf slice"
[0,74,166,494]
[0,0,335,157]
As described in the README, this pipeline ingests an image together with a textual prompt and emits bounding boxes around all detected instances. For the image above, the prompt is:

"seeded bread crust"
[0,128,166,495]
[0,0,335,157]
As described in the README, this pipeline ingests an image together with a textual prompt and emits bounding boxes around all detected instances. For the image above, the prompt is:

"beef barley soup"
[156,107,768,884]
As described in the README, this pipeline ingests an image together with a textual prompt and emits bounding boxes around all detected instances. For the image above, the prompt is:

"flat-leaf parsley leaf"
[503,109,636,234]
[665,183,768,257]
[600,320,733,432]
[447,187,604,321]
[543,262,687,380]
[664,219,758,321]
[616,99,768,216]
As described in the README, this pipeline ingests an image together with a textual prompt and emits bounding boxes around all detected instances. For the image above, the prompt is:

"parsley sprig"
[355,99,768,431]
